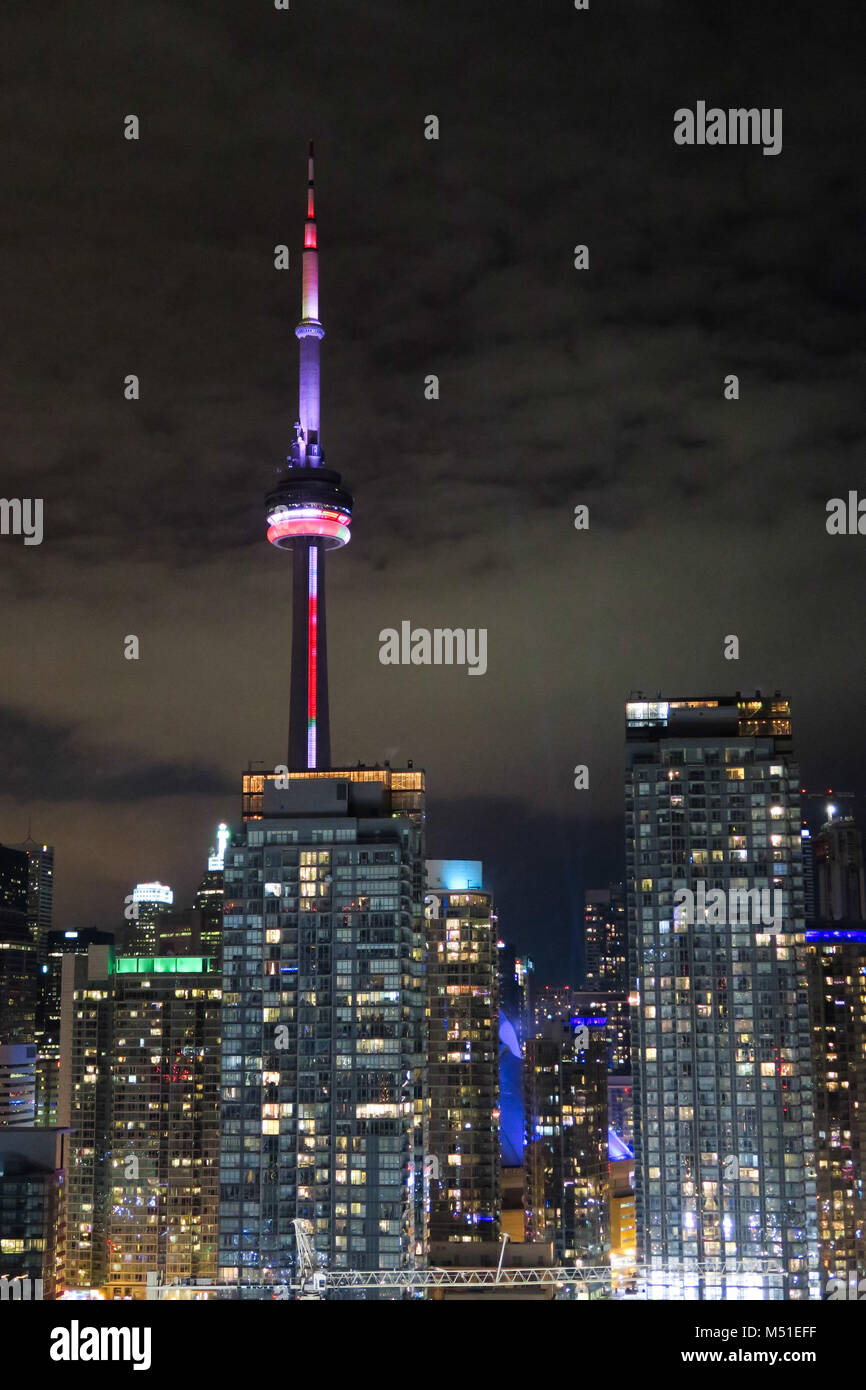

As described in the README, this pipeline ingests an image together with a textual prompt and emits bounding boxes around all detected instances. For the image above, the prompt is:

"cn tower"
[266,143,353,770]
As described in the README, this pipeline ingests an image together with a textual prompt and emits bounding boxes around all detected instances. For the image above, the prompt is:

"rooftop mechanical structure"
[266,142,353,770]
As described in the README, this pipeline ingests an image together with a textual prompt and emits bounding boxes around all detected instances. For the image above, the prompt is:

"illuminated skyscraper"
[0,844,37,1050]
[218,768,425,1287]
[425,863,500,1246]
[6,838,57,1127]
[217,151,425,1289]
[531,983,579,1034]
[570,989,631,1075]
[126,881,174,955]
[10,837,54,954]
[806,925,866,1290]
[195,822,229,960]
[523,1016,608,1264]
[61,944,221,1296]
[626,694,817,1299]
[584,884,627,993]
[36,927,114,1129]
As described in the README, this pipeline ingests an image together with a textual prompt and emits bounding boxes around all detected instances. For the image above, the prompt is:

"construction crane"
[156,1245,787,1300]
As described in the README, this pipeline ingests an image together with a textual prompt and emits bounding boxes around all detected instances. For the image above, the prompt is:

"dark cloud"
[0,704,228,803]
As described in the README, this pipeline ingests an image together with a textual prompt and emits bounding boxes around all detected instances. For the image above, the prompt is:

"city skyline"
[2,2,866,1327]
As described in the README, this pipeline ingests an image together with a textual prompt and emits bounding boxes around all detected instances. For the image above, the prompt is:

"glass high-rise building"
[625,693,818,1299]
[217,768,426,1289]
[425,863,500,1246]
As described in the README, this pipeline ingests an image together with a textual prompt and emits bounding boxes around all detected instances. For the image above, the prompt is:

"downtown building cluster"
[3,153,866,1303]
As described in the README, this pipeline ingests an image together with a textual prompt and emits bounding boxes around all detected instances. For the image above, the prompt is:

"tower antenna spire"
[294,138,324,462]
[306,139,315,226]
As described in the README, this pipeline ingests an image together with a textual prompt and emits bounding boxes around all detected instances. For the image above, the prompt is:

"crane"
[155,1251,787,1300]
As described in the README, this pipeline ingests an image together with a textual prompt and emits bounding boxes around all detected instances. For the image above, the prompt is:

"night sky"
[2,1,865,977]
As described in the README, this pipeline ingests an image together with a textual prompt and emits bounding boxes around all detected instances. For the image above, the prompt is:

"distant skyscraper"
[801,826,816,922]
[0,844,38,1050]
[33,928,114,1130]
[43,929,114,1048]
[7,838,57,1128]
[61,944,221,1296]
[570,989,631,1075]
[126,881,174,954]
[806,925,866,1289]
[626,693,817,1299]
[195,822,228,961]
[584,884,627,993]
[532,983,579,1034]
[10,837,54,953]
[814,815,866,922]
[523,1017,608,1264]
[425,863,500,1245]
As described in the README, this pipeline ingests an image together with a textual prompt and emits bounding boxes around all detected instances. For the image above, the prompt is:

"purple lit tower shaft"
[266,144,353,771]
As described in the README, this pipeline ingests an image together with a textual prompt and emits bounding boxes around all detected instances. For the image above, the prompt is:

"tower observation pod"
[265,143,354,771]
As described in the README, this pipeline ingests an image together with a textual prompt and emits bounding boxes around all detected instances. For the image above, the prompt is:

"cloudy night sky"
[2,0,865,976]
